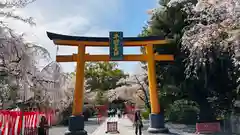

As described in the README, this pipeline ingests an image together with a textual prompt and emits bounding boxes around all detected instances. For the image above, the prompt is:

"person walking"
[38,115,49,135]
[117,109,121,118]
[134,110,143,135]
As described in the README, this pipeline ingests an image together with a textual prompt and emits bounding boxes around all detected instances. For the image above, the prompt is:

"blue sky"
[8,0,157,74]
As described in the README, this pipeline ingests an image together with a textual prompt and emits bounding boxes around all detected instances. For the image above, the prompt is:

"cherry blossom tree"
[181,0,240,76]
[142,0,239,121]
[36,62,71,111]
[179,0,240,120]
[0,0,71,110]
[0,0,35,25]
[118,74,150,108]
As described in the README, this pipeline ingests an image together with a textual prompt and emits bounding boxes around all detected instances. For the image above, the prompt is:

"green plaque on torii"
[109,31,124,60]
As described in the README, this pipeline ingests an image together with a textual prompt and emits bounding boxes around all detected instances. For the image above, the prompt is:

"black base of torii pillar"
[148,113,169,133]
[64,115,87,135]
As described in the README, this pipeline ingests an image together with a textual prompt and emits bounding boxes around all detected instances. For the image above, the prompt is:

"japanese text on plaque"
[113,33,119,56]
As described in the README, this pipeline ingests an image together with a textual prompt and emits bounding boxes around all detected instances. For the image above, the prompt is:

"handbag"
[140,121,143,128]
[137,120,143,128]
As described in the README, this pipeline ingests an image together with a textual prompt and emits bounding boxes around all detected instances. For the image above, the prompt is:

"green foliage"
[84,62,128,92]
[138,25,152,55]
[158,85,183,113]
[141,108,150,119]
[139,0,191,101]
[138,25,151,38]
[166,100,199,124]
[95,91,108,105]
[150,0,190,92]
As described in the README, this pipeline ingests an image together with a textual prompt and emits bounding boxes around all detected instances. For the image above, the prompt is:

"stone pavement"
[91,116,182,135]
[50,117,235,135]
[91,116,136,135]
[91,117,234,135]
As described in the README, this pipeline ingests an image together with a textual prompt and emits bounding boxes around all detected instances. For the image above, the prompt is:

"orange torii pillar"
[47,31,174,134]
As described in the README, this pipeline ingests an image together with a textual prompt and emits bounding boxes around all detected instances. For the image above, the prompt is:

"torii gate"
[47,31,174,135]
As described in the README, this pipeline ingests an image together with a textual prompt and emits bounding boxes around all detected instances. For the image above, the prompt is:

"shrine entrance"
[47,31,174,135]
[109,97,126,110]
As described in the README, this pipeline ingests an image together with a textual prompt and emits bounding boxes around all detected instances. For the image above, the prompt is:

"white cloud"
[4,0,125,72]
[3,0,147,75]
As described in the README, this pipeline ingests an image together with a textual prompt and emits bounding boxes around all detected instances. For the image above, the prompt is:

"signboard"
[109,31,123,60]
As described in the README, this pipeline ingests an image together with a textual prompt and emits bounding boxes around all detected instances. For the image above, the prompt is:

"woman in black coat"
[134,110,143,135]
[38,115,49,135]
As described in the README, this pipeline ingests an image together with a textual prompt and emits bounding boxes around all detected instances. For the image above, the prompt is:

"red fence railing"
[125,105,135,122]
[95,105,108,124]
[0,110,55,135]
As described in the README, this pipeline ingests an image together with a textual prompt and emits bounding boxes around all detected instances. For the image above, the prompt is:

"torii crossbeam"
[47,31,174,135]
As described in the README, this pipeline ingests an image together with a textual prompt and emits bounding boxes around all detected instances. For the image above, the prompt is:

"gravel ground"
[49,118,100,135]
[141,120,233,135]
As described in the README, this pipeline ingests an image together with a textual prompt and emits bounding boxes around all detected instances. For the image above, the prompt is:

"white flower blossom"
[180,0,240,74]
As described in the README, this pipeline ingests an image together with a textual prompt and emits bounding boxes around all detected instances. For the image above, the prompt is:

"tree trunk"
[197,97,216,122]
[191,87,216,122]
[134,75,150,109]
[141,89,150,109]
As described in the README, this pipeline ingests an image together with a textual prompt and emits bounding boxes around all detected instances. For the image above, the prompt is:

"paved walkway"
[91,116,181,135]
[49,116,234,135]
[90,117,234,135]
